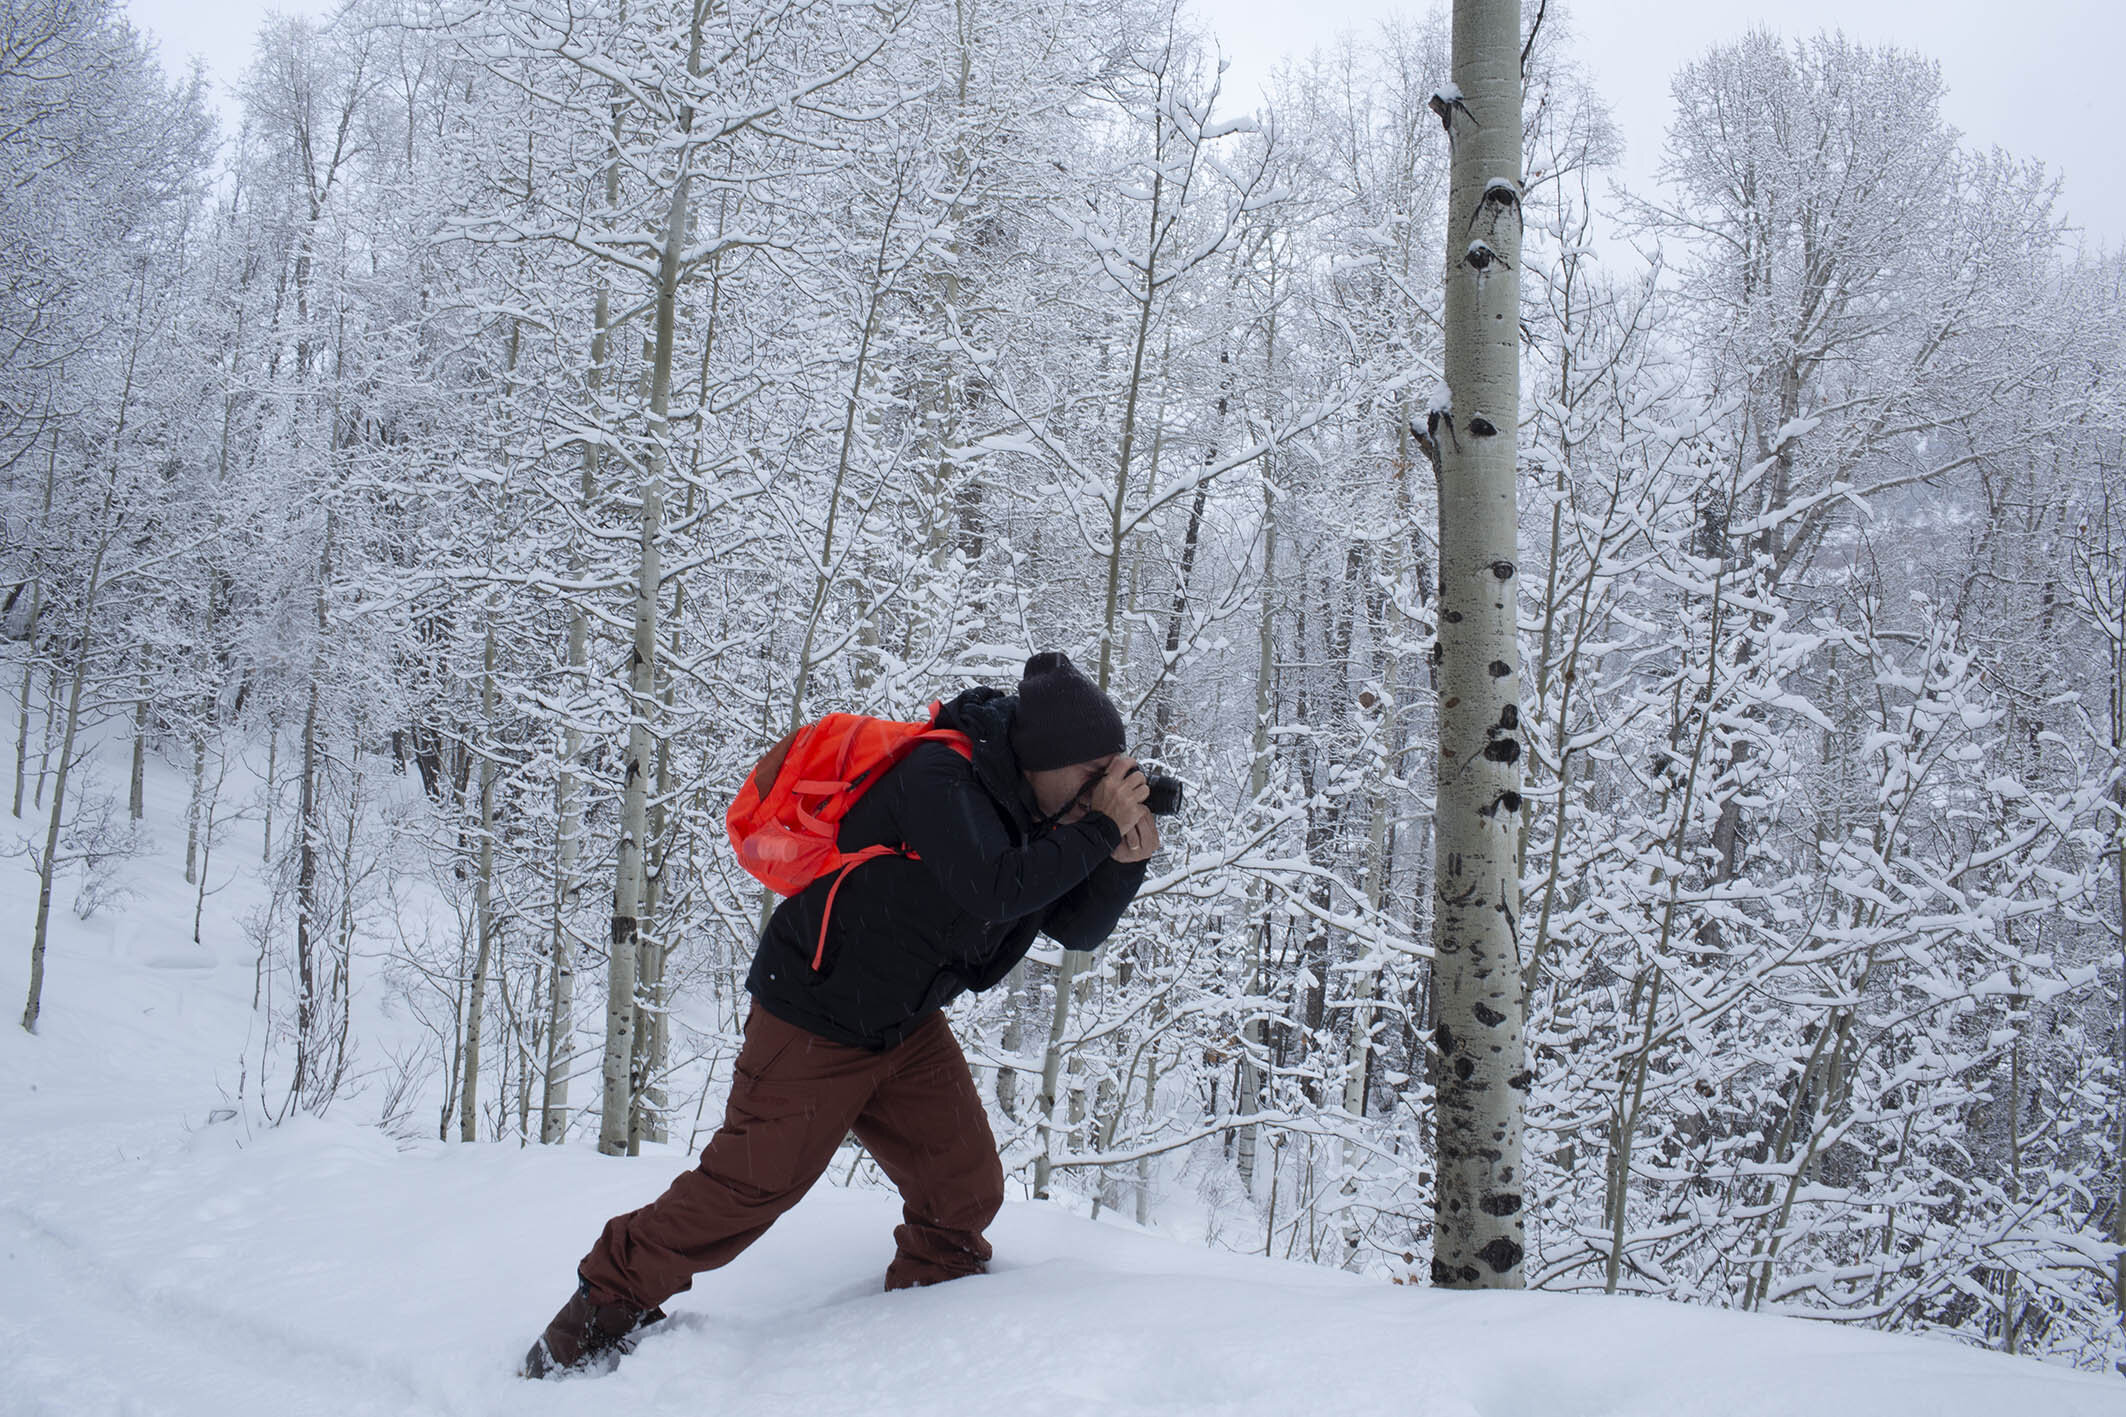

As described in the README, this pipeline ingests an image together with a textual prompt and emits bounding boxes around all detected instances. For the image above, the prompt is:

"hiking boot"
[519,1276,667,1379]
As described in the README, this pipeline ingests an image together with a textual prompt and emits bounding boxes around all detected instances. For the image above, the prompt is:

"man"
[523,651,1158,1377]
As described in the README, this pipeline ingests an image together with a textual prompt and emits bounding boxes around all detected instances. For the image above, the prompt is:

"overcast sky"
[1205,0,2123,251]
[127,0,2122,250]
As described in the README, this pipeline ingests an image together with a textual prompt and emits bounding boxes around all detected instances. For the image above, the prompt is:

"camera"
[1134,767,1185,817]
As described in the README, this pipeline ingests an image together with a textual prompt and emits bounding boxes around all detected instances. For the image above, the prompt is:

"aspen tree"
[602,0,708,1158]
[541,87,624,1147]
[1028,19,1277,1200]
[290,509,331,1110]
[1427,0,1527,1289]
[1234,226,1295,1198]
[458,604,499,1142]
[1029,30,1197,1195]
[1234,479,1276,1195]
[12,436,58,821]
[600,206,682,1154]
[128,672,147,819]
[17,208,215,1032]
[20,529,109,1033]
[11,585,39,819]
[183,700,207,884]
[634,519,689,1153]
[2071,498,2126,1342]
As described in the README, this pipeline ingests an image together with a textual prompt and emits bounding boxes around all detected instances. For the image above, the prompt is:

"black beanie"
[1009,651,1126,771]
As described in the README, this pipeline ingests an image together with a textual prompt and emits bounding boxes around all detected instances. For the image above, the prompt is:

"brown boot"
[519,1276,666,1379]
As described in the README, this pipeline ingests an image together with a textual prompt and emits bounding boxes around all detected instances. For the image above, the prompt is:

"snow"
[5,742,2124,1416]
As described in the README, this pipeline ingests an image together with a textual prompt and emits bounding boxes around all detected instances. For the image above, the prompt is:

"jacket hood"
[933,684,1013,741]
[933,686,1039,828]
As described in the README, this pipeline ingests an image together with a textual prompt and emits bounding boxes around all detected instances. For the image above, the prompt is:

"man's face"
[1024,754,1116,822]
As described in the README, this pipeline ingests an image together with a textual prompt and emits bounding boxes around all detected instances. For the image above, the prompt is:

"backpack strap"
[814,843,902,972]
[807,726,972,973]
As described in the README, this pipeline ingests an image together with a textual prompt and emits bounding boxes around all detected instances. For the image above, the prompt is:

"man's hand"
[1111,812,1160,863]
[1081,755,1149,835]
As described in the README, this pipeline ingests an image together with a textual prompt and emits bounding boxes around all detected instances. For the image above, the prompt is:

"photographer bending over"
[523,651,1160,1378]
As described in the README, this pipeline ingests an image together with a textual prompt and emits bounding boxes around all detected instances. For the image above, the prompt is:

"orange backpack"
[726,705,973,970]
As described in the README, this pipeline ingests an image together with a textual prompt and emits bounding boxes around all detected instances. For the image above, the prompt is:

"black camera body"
[1139,770,1184,817]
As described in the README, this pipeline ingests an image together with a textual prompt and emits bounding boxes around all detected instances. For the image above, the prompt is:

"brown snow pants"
[577,1001,1005,1310]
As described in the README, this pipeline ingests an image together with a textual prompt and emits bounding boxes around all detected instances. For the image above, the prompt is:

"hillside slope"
[3,750,2123,1417]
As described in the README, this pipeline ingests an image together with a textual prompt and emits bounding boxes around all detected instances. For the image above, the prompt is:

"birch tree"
[1426,0,1526,1288]
[5,0,211,1028]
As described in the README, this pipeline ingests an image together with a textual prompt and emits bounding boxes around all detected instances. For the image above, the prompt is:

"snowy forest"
[5,0,2124,1377]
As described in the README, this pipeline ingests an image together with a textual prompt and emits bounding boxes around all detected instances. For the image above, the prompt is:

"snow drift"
[6,854,2124,1417]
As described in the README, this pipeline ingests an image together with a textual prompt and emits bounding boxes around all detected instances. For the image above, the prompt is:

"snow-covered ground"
[5,736,2125,1417]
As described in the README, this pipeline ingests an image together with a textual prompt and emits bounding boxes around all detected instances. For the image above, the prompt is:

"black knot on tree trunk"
[1464,240,1510,272]
[1476,1235,1523,1274]
[1469,177,1524,237]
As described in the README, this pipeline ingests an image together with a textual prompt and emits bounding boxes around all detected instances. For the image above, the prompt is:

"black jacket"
[745,686,1149,1050]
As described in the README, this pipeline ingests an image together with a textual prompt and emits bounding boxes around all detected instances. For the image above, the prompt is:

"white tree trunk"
[1428,0,1527,1289]
[997,961,1027,1117]
[1235,470,1279,1197]
[128,671,147,820]
[542,723,581,1144]
[20,540,108,1033]
[1340,748,1389,1267]
[631,566,685,1155]
[1032,111,1167,1201]
[191,740,231,945]
[261,721,276,865]
[12,585,40,819]
[542,97,622,1145]
[459,609,498,1142]
[183,555,218,886]
[12,435,56,820]
[289,510,332,1112]
[184,731,205,885]
[601,109,694,1157]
